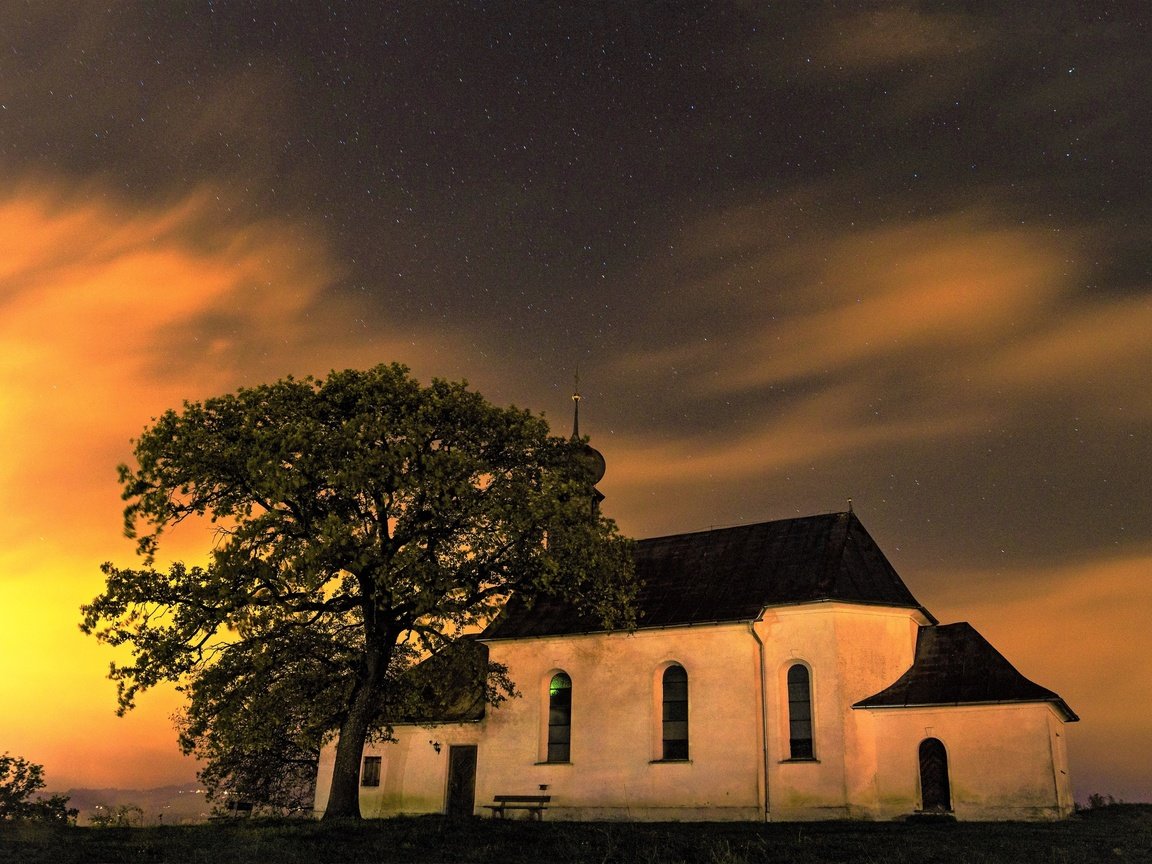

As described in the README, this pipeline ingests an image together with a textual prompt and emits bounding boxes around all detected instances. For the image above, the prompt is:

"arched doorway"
[918,738,951,812]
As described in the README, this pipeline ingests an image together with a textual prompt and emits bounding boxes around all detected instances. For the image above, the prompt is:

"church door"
[918,738,952,812]
[445,745,477,818]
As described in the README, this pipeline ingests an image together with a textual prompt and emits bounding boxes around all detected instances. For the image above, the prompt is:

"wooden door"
[918,737,952,812]
[445,745,477,818]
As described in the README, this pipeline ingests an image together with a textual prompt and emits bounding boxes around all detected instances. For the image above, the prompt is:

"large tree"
[81,363,635,819]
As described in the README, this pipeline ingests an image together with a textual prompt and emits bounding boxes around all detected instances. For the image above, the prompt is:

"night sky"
[1,2,1149,801]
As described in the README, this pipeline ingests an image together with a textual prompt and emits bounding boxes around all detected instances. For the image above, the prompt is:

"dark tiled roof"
[484,511,934,639]
[853,622,1079,721]
[383,639,488,724]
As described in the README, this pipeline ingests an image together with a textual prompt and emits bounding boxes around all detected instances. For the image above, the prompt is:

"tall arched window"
[786,664,814,759]
[547,672,572,762]
[661,664,689,760]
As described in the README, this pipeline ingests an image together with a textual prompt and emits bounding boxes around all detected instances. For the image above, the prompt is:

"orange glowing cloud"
[0,180,431,788]
[712,212,1072,390]
[0,186,330,557]
[615,197,1149,475]
[615,208,1077,474]
[606,380,975,489]
[976,292,1152,414]
[815,6,984,71]
[636,207,1072,386]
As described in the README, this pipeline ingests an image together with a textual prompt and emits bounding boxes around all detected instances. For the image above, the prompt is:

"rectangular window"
[361,755,382,787]
[662,665,690,760]
[787,664,814,759]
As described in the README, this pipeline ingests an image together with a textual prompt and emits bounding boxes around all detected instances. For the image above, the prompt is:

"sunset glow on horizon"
[1,4,1149,802]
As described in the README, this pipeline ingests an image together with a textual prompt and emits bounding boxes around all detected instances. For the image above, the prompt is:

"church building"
[314,404,1077,822]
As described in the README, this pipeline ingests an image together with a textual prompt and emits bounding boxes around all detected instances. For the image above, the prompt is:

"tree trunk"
[322,640,391,820]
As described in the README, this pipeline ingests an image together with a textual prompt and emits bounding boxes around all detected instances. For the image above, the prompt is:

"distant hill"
[63,785,212,825]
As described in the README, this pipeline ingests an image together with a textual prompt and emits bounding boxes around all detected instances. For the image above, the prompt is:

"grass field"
[2,805,1149,864]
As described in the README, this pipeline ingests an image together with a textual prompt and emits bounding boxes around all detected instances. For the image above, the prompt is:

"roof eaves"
[384,716,485,727]
[484,597,932,642]
[757,597,933,616]
[480,616,754,642]
[852,697,1079,722]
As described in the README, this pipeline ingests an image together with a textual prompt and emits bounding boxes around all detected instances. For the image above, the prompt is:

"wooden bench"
[482,794,551,820]
[209,800,254,820]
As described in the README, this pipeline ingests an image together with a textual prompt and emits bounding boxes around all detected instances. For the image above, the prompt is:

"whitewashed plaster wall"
[754,603,925,820]
[314,722,482,818]
[315,602,1073,822]
[862,703,1075,821]
[480,622,766,820]
[478,603,926,821]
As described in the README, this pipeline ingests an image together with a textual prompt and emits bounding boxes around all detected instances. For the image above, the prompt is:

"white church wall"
[481,623,766,820]
[314,722,482,818]
[315,602,1072,823]
[865,703,1074,820]
[755,604,923,820]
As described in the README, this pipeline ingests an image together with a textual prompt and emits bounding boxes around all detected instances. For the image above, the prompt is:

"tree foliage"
[0,753,77,824]
[81,363,636,818]
[171,618,342,813]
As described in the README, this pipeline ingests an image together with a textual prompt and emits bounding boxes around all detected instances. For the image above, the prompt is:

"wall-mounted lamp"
[429,740,441,754]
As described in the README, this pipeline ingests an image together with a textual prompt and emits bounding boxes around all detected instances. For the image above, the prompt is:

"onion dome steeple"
[569,373,606,511]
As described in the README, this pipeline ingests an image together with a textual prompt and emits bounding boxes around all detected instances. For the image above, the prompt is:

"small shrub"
[89,803,144,828]
[1086,793,1120,809]
[0,753,77,825]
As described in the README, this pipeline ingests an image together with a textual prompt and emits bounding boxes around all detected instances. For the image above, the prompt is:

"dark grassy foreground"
[2,805,1149,864]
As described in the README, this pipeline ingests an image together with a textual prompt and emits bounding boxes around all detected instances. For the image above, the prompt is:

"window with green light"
[547,672,572,762]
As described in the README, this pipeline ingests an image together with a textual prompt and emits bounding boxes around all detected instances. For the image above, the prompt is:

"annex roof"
[484,511,935,640]
[853,622,1079,721]
[382,639,489,724]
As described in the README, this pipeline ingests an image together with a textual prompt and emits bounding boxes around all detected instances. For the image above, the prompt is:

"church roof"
[382,639,489,724]
[853,622,1079,721]
[484,511,935,639]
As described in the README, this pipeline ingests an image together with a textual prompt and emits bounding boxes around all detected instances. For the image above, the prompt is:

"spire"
[564,369,606,513]
[571,369,582,440]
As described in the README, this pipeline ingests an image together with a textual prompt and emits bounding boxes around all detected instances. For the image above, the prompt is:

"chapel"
[314,402,1077,822]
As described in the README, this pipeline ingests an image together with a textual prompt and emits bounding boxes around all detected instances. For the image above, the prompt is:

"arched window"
[918,738,952,812]
[661,664,689,760]
[786,664,814,759]
[547,672,572,762]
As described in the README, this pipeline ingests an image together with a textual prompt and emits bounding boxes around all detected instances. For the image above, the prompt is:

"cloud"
[620,206,1069,429]
[618,193,1151,448]
[977,292,1152,415]
[0,185,322,556]
[606,379,975,488]
[598,194,1152,566]
[0,179,440,787]
[712,211,1071,389]
[0,180,470,565]
[815,6,985,71]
